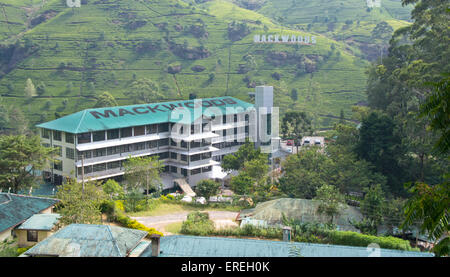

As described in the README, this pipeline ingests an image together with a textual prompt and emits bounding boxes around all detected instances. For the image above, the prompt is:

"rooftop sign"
[254,34,316,45]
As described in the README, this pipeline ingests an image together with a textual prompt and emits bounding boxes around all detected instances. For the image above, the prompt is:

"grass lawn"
[125,202,242,217]
[165,222,183,234]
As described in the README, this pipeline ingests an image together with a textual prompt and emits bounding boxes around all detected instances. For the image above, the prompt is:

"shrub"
[322,230,417,251]
[180,212,215,236]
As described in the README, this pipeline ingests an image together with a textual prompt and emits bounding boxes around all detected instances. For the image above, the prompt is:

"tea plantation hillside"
[0,0,396,130]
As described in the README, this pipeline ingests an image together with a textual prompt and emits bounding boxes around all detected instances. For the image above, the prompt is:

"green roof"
[23,224,148,257]
[36,97,254,134]
[0,193,59,233]
[17,213,60,231]
[141,235,434,257]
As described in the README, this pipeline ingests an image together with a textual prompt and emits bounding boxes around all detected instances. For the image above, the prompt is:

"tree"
[195,179,221,200]
[356,112,404,195]
[230,172,254,195]
[94,91,118,108]
[401,180,449,256]
[314,184,345,224]
[102,179,123,200]
[221,139,266,173]
[281,111,312,151]
[123,155,164,200]
[359,184,386,235]
[420,75,450,154]
[24,78,36,99]
[36,82,46,96]
[0,135,56,193]
[290,89,298,101]
[125,78,162,104]
[56,178,106,225]
[278,148,330,199]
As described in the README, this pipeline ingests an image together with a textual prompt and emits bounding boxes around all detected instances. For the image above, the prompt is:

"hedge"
[322,230,418,252]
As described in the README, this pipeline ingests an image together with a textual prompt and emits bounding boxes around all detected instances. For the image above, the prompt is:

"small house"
[16,213,60,248]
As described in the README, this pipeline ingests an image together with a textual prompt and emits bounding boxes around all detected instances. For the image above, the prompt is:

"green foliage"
[180,212,215,236]
[281,112,312,142]
[0,135,56,193]
[123,155,164,197]
[195,179,221,199]
[314,184,345,224]
[125,78,162,104]
[359,184,386,234]
[402,181,450,256]
[55,178,107,225]
[94,92,118,108]
[102,179,124,200]
[323,230,416,251]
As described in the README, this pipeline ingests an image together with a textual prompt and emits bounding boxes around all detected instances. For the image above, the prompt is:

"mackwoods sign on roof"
[254,34,317,45]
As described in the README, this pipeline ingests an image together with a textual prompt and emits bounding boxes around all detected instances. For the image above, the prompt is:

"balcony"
[76,132,170,151]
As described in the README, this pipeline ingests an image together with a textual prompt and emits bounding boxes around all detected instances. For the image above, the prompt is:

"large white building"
[36,86,279,191]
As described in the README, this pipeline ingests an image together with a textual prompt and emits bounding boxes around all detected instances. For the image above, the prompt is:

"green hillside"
[0,0,371,131]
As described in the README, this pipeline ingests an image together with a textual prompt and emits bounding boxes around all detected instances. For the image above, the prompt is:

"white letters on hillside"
[254,34,317,45]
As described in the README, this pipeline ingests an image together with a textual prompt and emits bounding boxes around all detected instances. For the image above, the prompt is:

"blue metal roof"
[140,235,434,257]
[0,193,59,233]
[23,224,148,257]
[36,97,254,134]
[17,213,60,231]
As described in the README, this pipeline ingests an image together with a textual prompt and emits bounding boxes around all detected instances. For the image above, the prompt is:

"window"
[53,131,62,141]
[190,168,201,175]
[78,150,92,160]
[107,146,120,156]
[66,148,75,160]
[223,115,227,124]
[190,154,201,162]
[54,160,62,171]
[134,142,146,151]
[78,165,92,175]
[146,124,158,134]
[163,165,169,173]
[93,163,106,172]
[147,140,158,149]
[93,148,106,158]
[234,114,238,122]
[234,128,238,135]
[107,129,119,140]
[170,139,177,147]
[170,152,177,160]
[122,144,132,153]
[158,152,169,159]
[120,127,132,138]
[42,129,50,139]
[65,133,74,144]
[158,138,169,147]
[27,230,38,242]
[107,161,121,170]
[78,133,91,144]
[92,131,105,142]
[180,141,188,149]
[202,152,212,160]
[159,123,169,133]
[181,168,188,177]
[202,166,212,173]
[134,126,145,136]
[170,166,177,173]
[54,145,62,157]
[190,140,201,149]
[181,154,187,162]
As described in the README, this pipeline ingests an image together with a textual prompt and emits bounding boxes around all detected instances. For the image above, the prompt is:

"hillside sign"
[254,34,317,45]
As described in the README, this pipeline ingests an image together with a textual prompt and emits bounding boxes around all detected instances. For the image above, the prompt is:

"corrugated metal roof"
[23,224,148,257]
[36,97,254,134]
[141,235,434,257]
[0,193,59,233]
[17,214,60,231]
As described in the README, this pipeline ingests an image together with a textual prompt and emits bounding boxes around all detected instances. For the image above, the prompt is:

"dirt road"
[131,211,239,235]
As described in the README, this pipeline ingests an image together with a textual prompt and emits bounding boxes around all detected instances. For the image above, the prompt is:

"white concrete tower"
[254,86,280,161]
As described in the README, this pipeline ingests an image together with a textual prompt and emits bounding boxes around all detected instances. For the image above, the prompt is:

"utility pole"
[81,153,85,198]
